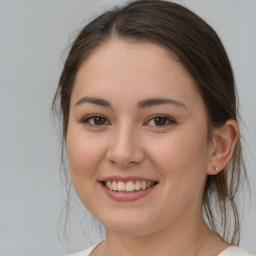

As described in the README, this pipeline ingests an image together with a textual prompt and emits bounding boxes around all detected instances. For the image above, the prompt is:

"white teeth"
[135,181,141,191]
[117,181,126,191]
[104,180,156,192]
[112,181,117,191]
[107,181,112,190]
[126,181,135,192]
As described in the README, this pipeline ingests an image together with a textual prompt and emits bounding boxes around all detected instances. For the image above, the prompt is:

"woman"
[53,1,254,255]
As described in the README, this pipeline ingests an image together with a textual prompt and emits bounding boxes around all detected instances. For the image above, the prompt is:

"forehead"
[71,39,203,109]
[76,39,182,82]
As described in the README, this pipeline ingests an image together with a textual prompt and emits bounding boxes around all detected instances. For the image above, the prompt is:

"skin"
[66,39,238,256]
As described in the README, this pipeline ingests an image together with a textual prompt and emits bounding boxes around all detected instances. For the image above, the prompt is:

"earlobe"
[207,119,239,175]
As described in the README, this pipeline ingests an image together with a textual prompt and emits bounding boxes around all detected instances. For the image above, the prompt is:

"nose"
[106,125,145,168]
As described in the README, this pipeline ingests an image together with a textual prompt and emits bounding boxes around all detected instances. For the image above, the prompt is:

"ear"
[207,119,239,175]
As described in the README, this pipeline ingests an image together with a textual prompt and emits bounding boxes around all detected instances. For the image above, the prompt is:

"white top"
[65,244,255,256]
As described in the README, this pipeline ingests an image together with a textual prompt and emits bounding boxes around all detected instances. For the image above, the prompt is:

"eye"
[144,115,175,127]
[82,115,110,126]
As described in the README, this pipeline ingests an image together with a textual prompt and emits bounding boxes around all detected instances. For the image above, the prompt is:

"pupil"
[155,117,166,126]
[94,117,105,125]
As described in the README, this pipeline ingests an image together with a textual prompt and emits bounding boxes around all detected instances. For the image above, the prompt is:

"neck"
[104,217,209,256]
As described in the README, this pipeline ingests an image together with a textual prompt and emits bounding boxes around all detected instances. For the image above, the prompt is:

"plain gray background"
[0,1,255,255]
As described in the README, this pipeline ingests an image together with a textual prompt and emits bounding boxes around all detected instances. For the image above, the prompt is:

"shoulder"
[62,244,255,256]
[63,244,97,256]
[218,246,255,256]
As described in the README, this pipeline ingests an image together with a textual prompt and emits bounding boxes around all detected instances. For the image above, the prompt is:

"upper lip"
[99,175,158,183]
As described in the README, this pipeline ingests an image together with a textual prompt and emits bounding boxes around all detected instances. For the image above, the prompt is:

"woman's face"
[67,39,214,236]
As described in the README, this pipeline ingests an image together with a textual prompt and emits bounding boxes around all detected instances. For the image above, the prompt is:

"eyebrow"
[74,96,187,109]
[74,96,112,108]
[137,98,187,109]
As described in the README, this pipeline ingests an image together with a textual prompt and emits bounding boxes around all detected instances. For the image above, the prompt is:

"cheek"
[148,128,210,215]
[66,129,105,181]
[146,127,210,182]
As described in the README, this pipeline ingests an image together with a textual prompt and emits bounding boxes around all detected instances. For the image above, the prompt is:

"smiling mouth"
[101,180,158,193]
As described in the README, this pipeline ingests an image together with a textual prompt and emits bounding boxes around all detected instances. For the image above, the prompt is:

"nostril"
[106,147,145,168]
[105,133,145,167]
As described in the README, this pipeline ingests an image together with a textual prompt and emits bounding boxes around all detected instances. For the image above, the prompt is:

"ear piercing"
[213,165,218,172]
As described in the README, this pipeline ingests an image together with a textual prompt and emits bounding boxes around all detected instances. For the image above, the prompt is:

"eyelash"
[81,114,110,127]
[144,114,176,127]
[81,114,176,127]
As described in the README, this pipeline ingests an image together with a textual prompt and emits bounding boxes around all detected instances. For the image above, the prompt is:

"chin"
[99,211,157,236]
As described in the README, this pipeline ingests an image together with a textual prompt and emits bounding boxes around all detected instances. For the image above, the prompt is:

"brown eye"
[93,116,106,125]
[154,117,167,126]
[82,115,110,126]
[145,115,175,127]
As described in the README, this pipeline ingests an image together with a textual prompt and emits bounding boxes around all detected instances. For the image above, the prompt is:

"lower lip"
[100,183,157,202]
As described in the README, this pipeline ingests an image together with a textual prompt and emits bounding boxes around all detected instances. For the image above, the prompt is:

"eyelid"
[144,114,176,127]
[81,114,110,126]
[80,113,176,127]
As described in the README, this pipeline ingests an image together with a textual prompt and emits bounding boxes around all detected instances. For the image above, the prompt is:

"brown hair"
[53,0,247,245]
